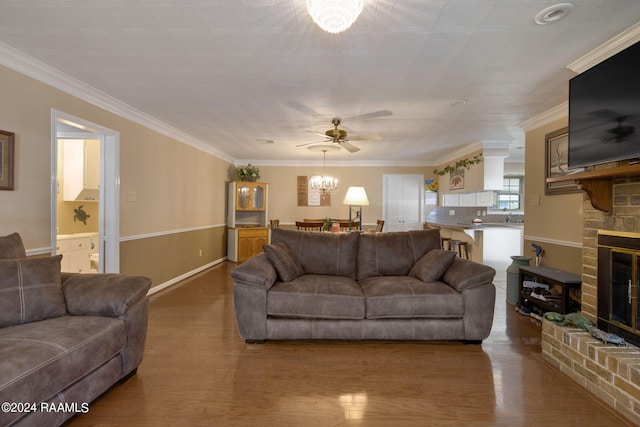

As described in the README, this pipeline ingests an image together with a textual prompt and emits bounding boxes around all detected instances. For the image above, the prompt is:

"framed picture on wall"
[545,127,583,195]
[0,130,15,191]
[449,169,464,190]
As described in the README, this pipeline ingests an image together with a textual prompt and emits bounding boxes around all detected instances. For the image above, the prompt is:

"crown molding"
[567,22,640,74]
[429,141,484,166]
[235,159,437,168]
[0,42,234,163]
[518,102,568,132]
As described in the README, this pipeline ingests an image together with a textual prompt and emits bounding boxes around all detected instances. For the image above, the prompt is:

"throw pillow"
[409,249,457,283]
[263,242,304,282]
[0,255,67,328]
[0,232,27,259]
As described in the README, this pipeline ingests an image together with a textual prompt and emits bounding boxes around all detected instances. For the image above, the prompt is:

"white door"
[383,174,424,232]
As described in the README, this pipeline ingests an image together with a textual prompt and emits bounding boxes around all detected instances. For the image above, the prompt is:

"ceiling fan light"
[306,0,364,34]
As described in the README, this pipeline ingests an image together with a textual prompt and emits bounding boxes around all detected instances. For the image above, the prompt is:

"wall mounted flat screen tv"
[568,41,640,169]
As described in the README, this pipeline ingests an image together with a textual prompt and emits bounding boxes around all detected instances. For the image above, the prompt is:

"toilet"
[90,252,99,272]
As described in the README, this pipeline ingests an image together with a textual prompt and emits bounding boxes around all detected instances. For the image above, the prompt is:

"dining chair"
[375,219,385,232]
[339,221,359,231]
[270,219,280,228]
[295,221,324,231]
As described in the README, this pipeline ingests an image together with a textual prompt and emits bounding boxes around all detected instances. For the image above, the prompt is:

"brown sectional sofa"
[0,233,150,427]
[232,228,496,343]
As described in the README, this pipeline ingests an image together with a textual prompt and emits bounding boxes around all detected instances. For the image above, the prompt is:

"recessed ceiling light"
[446,99,467,107]
[534,3,574,25]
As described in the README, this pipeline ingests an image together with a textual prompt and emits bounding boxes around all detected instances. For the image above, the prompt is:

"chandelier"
[309,148,338,194]
[306,0,364,34]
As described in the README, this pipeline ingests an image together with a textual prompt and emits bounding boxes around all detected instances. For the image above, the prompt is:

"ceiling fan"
[297,118,381,153]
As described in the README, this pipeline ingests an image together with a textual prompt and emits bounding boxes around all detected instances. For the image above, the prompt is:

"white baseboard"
[147,257,227,296]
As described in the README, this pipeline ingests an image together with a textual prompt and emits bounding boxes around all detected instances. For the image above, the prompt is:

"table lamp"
[342,186,369,231]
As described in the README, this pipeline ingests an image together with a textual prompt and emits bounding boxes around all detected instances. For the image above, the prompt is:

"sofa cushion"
[357,229,441,280]
[359,276,464,319]
[0,256,66,328]
[263,242,304,282]
[443,257,496,292]
[409,249,456,283]
[0,232,26,259]
[271,228,359,279]
[0,315,125,426]
[267,275,365,320]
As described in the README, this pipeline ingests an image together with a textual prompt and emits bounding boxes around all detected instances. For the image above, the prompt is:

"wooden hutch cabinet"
[227,181,269,263]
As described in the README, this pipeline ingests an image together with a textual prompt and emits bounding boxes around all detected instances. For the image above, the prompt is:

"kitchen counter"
[426,221,523,230]
[427,221,523,282]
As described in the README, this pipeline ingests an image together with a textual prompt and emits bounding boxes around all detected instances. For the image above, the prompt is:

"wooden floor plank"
[66,262,631,426]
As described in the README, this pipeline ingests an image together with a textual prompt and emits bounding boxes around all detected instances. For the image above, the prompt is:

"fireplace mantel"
[546,164,640,213]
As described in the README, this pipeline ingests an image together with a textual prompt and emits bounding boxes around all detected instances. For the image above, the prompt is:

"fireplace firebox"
[597,230,640,347]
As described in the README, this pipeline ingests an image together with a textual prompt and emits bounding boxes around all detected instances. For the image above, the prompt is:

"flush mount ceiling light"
[306,0,364,34]
[534,3,574,25]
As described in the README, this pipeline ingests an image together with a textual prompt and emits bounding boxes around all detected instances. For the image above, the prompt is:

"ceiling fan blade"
[348,134,381,141]
[344,110,393,121]
[306,130,329,138]
[339,141,361,153]
[287,101,325,118]
[296,140,328,147]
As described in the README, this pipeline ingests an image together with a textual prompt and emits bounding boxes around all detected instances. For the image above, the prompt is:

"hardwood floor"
[67,262,630,426]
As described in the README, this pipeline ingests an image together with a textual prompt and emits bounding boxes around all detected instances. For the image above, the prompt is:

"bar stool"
[441,237,452,251]
[453,241,469,259]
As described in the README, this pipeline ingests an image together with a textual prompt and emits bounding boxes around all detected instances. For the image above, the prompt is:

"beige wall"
[259,165,436,225]
[0,65,229,285]
[435,149,485,198]
[523,117,583,273]
[57,201,100,235]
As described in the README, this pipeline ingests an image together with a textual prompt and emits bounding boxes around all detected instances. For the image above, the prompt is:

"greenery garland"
[433,154,482,176]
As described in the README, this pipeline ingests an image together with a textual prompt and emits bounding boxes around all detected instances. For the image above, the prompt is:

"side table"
[518,265,581,314]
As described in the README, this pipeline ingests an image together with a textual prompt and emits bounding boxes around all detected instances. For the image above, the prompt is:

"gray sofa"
[0,233,150,427]
[232,228,496,343]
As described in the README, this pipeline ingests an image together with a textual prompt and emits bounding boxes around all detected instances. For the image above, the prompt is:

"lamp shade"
[342,186,369,206]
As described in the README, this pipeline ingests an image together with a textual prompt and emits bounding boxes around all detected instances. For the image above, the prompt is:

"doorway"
[51,110,120,273]
[382,174,424,232]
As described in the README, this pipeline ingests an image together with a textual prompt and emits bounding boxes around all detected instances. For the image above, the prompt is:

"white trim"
[147,257,226,296]
[0,42,233,163]
[523,235,583,249]
[236,159,439,167]
[26,247,54,257]
[567,22,640,74]
[119,224,226,242]
[518,102,568,132]
[241,141,483,168]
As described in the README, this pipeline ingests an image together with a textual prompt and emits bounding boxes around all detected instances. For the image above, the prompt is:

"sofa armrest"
[230,253,278,290]
[442,258,496,292]
[62,273,151,318]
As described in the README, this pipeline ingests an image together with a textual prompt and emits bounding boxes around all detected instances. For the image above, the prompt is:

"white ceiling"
[0,0,639,166]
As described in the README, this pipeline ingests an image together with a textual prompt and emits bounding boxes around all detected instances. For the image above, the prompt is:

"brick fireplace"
[542,177,640,424]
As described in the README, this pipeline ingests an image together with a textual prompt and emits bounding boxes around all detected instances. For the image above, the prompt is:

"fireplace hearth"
[597,230,640,347]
